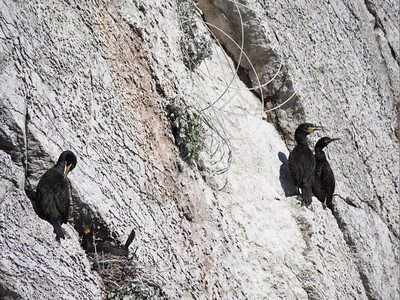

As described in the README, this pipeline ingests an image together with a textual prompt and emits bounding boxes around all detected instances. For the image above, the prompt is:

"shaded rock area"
[0,0,398,300]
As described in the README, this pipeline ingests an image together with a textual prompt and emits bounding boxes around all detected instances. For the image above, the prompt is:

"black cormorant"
[36,150,77,241]
[80,227,135,255]
[312,137,339,210]
[81,227,94,253]
[288,123,322,207]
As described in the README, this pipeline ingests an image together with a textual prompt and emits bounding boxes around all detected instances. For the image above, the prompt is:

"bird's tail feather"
[124,229,136,249]
[51,221,65,241]
[302,186,313,207]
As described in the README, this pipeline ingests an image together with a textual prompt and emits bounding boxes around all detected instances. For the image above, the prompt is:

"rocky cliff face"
[0,0,398,299]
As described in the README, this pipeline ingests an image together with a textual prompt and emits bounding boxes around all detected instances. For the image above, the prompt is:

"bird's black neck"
[315,147,326,162]
[53,161,66,177]
[295,131,309,146]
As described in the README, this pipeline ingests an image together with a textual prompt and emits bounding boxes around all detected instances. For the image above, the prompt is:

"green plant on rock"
[179,0,213,70]
[167,98,204,162]
[107,281,163,300]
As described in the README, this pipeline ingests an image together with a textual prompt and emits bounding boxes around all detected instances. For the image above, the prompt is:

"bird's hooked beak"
[64,163,73,179]
[308,125,324,132]
[325,138,340,144]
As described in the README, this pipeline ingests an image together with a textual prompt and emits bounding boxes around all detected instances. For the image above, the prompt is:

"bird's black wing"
[36,169,69,240]
[289,145,315,187]
[289,145,315,206]
[36,170,62,221]
[36,169,70,223]
[55,180,71,224]
[320,161,335,195]
[321,161,335,209]
[313,160,324,201]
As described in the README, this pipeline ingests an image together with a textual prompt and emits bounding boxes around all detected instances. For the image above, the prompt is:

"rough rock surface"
[0,0,398,300]
[199,1,399,299]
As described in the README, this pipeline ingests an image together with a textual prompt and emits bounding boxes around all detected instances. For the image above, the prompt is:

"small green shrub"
[167,98,204,162]
[179,0,213,70]
[107,281,163,300]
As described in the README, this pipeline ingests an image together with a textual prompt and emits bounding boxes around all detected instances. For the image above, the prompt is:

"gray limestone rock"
[0,0,398,299]
[199,0,399,299]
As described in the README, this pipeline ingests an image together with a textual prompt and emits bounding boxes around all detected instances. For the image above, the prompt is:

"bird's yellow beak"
[64,163,73,179]
[325,138,340,144]
[83,227,91,234]
[309,125,324,132]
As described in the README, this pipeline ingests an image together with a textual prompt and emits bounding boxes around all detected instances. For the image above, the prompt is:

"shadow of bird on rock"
[278,151,299,197]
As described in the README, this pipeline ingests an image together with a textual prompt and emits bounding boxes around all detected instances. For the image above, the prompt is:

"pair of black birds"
[288,123,338,210]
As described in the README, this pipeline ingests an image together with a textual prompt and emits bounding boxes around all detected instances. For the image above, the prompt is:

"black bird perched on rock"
[288,123,322,207]
[312,137,339,211]
[81,227,94,253]
[36,150,77,241]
